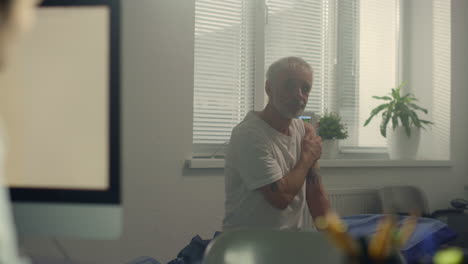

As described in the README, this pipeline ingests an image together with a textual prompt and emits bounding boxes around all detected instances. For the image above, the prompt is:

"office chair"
[378,185,431,216]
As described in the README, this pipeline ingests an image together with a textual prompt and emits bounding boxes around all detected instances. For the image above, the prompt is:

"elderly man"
[223,56,330,231]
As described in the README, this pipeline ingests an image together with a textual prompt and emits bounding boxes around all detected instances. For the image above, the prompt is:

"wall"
[20,0,468,263]
[451,0,468,199]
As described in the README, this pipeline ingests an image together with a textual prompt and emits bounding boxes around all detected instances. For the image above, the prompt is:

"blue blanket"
[168,232,221,264]
[342,214,457,264]
[167,215,457,264]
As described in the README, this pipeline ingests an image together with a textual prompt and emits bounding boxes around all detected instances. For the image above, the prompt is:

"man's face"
[0,0,38,67]
[268,67,312,119]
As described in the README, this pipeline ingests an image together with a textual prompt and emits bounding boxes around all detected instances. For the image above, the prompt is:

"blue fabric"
[168,232,221,264]
[342,214,458,264]
[167,215,456,264]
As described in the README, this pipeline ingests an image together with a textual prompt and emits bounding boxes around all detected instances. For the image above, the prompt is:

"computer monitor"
[3,0,121,239]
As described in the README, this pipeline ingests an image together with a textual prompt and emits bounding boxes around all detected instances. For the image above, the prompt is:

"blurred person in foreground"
[0,0,40,263]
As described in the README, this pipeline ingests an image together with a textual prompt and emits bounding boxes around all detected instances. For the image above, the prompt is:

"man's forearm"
[306,167,331,219]
[275,160,310,198]
[260,160,310,210]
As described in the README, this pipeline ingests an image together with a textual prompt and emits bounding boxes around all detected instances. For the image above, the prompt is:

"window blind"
[432,0,451,159]
[193,0,256,144]
[336,0,360,146]
[265,0,333,115]
[354,0,399,147]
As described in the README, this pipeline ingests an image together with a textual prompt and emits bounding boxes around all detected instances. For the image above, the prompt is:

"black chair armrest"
[431,209,464,219]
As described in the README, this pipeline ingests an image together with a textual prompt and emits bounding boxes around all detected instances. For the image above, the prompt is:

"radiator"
[304,188,382,230]
[328,188,382,216]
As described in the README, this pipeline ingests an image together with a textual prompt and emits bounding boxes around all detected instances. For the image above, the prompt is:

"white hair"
[266,56,313,82]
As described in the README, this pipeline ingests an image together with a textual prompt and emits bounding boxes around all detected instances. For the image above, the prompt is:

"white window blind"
[265,0,335,115]
[432,0,451,159]
[354,0,399,147]
[193,0,256,145]
[336,0,360,146]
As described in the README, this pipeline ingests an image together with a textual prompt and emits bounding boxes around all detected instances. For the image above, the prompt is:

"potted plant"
[317,112,348,159]
[364,82,434,159]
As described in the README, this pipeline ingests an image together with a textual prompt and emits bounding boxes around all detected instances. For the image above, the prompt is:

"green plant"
[364,82,434,138]
[318,112,348,140]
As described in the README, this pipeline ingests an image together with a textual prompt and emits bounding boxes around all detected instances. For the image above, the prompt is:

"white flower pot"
[387,126,421,160]
[321,139,339,159]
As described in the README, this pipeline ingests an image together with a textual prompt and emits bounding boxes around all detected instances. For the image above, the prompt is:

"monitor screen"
[0,0,121,239]
[298,111,317,126]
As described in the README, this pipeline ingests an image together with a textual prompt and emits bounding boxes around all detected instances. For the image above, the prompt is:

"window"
[429,0,451,160]
[193,0,255,147]
[193,0,451,160]
[265,0,334,116]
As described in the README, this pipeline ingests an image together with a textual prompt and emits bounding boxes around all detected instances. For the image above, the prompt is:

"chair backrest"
[203,229,343,264]
[378,185,430,215]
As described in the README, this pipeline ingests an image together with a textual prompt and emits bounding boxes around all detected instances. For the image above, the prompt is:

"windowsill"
[186,157,453,169]
[318,159,453,167]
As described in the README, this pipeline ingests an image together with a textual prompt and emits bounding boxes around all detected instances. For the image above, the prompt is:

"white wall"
[20,0,468,263]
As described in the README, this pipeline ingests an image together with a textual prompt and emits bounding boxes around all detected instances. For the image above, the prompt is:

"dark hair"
[0,0,12,19]
[0,0,12,7]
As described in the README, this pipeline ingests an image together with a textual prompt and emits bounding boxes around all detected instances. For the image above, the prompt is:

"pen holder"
[343,237,404,264]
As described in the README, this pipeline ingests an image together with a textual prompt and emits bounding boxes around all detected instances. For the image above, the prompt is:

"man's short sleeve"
[231,128,283,190]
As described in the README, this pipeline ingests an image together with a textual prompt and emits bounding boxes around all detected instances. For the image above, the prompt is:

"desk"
[445,212,468,248]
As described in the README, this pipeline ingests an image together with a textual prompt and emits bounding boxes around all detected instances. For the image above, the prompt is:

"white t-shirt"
[223,111,307,231]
